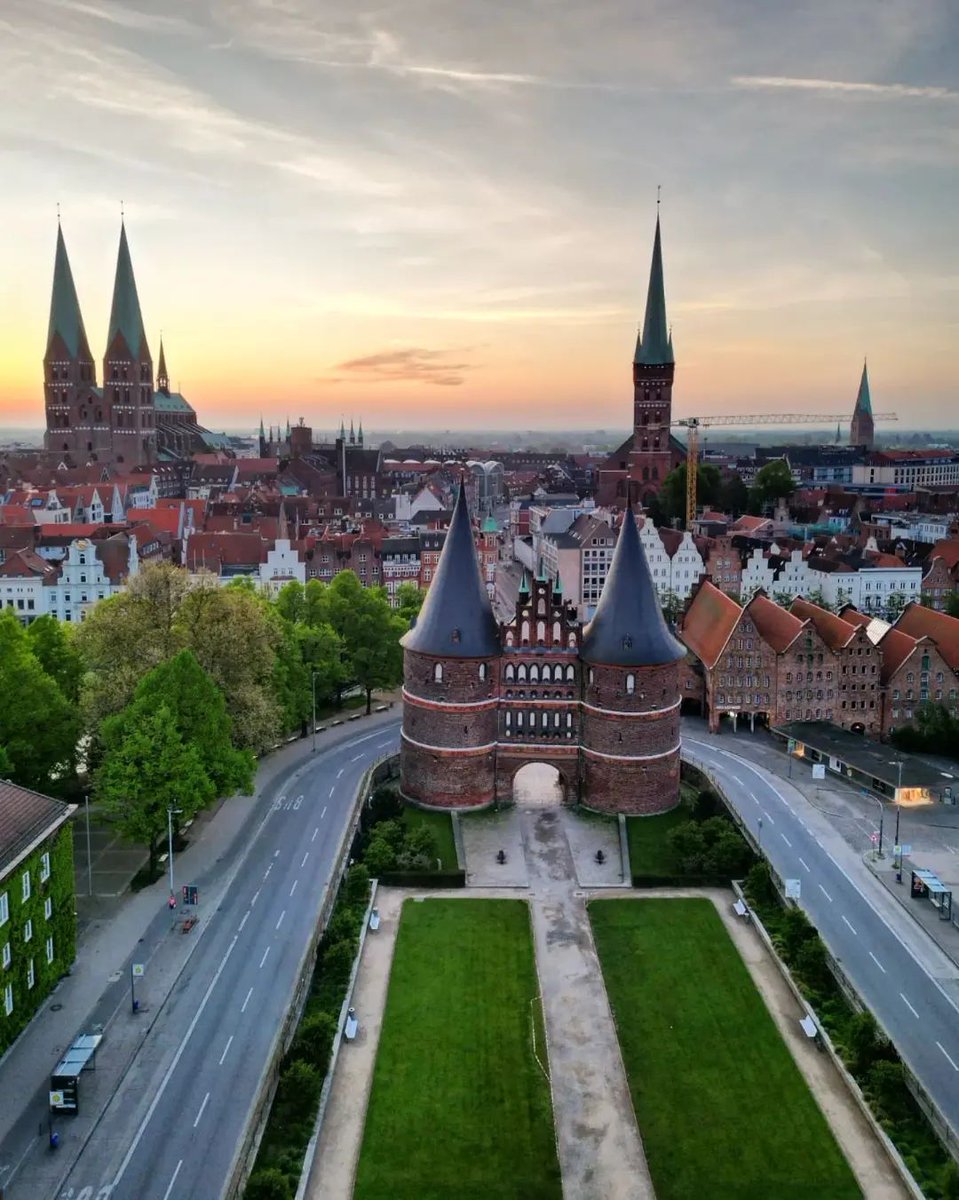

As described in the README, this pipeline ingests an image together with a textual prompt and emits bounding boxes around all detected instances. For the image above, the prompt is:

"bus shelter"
[910,869,954,922]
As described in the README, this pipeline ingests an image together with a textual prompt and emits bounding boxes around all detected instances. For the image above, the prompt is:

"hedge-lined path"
[594,888,909,1200]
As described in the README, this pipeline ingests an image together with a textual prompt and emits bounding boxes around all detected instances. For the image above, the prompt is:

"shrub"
[277,1059,322,1112]
[777,906,814,963]
[941,1161,959,1200]
[866,1060,910,1122]
[793,935,832,994]
[343,863,370,906]
[291,1011,338,1074]
[321,938,356,983]
[689,786,723,821]
[744,860,778,908]
[363,835,397,876]
[844,1010,882,1076]
[245,1167,293,1200]
[666,822,708,873]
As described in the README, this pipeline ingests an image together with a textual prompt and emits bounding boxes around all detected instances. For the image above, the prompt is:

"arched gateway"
[400,485,685,816]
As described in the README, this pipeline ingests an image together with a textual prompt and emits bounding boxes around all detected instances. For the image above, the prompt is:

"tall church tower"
[629,214,675,505]
[103,222,156,466]
[43,223,103,461]
[849,360,874,449]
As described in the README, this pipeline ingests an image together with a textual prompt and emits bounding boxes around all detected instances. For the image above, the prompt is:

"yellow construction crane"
[673,412,899,527]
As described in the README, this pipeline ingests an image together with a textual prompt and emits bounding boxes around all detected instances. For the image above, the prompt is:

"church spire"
[401,483,500,658]
[47,223,92,362]
[107,221,149,359]
[358,418,364,446]
[634,213,673,367]
[854,359,872,417]
[157,337,169,394]
[349,418,355,445]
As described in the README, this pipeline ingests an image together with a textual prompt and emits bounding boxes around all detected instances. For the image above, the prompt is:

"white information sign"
[132,963,145,977]
[812,764,826,780]
[785,879,802,899]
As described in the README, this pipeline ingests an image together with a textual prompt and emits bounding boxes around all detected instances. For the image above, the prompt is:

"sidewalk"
[0,704,399,1198]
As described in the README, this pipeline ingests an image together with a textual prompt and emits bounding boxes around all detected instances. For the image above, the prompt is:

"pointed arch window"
[505,664,515,683]
[517,664,527,682]
[536,621,546,644]
[521,620,530,644]
[626,673,636,695]
[433,663,444,683]
[552,621,561,644]
[566,664,575,681]
[479,663,487,682]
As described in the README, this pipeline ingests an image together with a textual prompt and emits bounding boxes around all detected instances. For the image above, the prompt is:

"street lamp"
[868,793,885,860]
[890,757,905,874]
[167,804,182,907]
[311,670,318,753]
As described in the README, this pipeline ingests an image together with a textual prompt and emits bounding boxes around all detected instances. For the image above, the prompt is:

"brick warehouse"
[400,485,685,814]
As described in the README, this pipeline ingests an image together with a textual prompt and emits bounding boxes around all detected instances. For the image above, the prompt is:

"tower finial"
[120,198,124,222]
[657,183,661,211]
[56,201,60,226]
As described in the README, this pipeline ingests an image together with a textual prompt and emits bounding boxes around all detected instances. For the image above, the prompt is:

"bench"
[732,898,749,919]
[369,909,380,932]
[799,1014,819,1040]
[344,1008,359,1041]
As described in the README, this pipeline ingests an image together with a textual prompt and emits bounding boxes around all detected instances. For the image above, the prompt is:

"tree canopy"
[750,460,796,511]
[655,463,722,525]
[325,573,405,712]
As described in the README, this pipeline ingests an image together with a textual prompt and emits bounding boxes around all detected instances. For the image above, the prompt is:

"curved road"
[685,730,959,1139]
[54,716,401,1200]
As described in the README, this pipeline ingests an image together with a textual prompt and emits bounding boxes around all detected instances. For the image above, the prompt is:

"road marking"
[238,911,250,932]
[193,1091,210,1128]
[301,852,309,868]
[336,767,345,779]
[241,986,253,1013]
[937,1042,959,1071]
[263,864,272,879]
[290,879,298,897]
[780,833,792,847]
[259,946,271,968]
[731,774,744,785]
[762,811,775,825]
[869,952,885,973]
[219,1035,234,1064]
[251,888,260,906]
[841,915,857,935]
[161,1159,183,1200]
[352,752,365,762]
[818,884,833,901]
[746,791,759,804]
[329,786,335,799]
[321,806,327,820]
[900,992,919,1018]
[798,857,810,872]
[112,934,239,1191]
[311,827,319,842]
[274,849,279,857]
[276,910,286,930]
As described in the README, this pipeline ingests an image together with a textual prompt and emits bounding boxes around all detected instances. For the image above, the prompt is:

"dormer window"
[622,635,633,650]
[450,628,461,645]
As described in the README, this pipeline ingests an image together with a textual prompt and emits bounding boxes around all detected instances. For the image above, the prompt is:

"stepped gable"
[581,505,684,666]
[400,483,499,658]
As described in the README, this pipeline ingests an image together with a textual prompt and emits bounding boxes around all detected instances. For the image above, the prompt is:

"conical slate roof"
[401,484,500,658]
[854,360,872,416]
[107,223,148,358]
[634,215,674,367]
[47,225,91,360]
[581,507,684,666]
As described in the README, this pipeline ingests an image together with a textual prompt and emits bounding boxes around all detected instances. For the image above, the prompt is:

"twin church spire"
[634,212,673,368]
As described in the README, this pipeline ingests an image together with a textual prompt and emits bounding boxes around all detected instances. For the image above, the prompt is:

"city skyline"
[2,0,957,431]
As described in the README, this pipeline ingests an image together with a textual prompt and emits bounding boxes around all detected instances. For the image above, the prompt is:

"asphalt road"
[684,730,959,1138]
[54,717,401,1200]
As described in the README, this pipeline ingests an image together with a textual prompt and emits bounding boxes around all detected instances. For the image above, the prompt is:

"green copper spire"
[634,214,673,367]
[554,573,563,594]
[259,415,266,437]
[855,359,872,417]
[519,567,530,595]
[107,222,148,357]
[47,223,91,360]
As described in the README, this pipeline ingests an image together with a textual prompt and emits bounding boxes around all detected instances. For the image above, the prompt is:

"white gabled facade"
[46,536,138,623]
[259,537,305,593]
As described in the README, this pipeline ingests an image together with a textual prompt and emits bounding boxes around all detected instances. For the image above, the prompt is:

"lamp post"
[870,794,885,860]
[890,757,904,874]
[84,794,94,897]
[167,804,182,907]
[311,670,318,753]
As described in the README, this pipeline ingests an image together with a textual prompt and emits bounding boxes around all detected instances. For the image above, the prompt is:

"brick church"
[595,213,686,507]
[400,485,685,814]
[43,221,220,468]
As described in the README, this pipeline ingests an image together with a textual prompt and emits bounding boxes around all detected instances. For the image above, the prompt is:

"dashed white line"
[321,806,327,820]
[780,833,792,847]
[161,1159,183,1200]
[351,752,364,762]
[869,952,886,974]
[193,1091,210,1128]
[274,849,279,858]
[219,1035,234,1064]
[259,946,271,968]
[900,992,920,1018]
[290,879,298,897]
[730,774,744,785]
[329,786,335,799]
[311,827,319,842]
[841,915,857,935]
[798,857,810,872]
[238,911,250,932]
[761,810,774,825]
[241,987,253,1013]
[263,864,272,879]
[301,852,309,868]
[937,1042,959,1071]
[276,910,286,930]
[336,767,344,779]
[746,791,759,804]
[818,884,833,902]
[251,887,261,906]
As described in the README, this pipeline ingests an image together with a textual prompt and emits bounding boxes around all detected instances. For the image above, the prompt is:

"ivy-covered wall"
[0,824,76,1056]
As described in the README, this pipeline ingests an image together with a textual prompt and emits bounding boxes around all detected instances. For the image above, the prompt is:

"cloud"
[326,348,475,386]
[38,0,200,35]
[732,75,959,102]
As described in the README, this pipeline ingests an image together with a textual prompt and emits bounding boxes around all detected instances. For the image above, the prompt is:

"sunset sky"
[1,0,957,435]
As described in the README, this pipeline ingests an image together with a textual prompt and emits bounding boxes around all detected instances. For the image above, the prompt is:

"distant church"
[43,221,222,468]
[849,361,874,449]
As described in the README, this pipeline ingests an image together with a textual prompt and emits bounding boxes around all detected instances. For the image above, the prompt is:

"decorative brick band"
[402,688,498,711]
[582,696,681,718]
[582,742,681,763]
[401,730,498,754]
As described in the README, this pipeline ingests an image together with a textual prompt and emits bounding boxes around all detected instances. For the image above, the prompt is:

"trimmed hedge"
[378,870,465,888]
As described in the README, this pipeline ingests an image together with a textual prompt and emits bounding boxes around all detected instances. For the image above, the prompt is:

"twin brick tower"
[400,217,685,815]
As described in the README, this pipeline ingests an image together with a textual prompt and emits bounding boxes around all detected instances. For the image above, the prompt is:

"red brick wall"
[883,644,959,737]
[401,743,495,808]
[584,751,681,815]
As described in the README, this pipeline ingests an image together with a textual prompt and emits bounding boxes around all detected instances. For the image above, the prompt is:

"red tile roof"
[0,548,56,579]
[0,780,74,876]
[876,627,919,682]
[125,507,182,536]
[0,505,34,526]
[680,581,742,669]
[928,538,959,571]
[895,603,959,672]
[747,593,804,653]
[790,597,857,650]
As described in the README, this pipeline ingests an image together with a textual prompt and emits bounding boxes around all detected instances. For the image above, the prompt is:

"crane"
[672,411,899,527]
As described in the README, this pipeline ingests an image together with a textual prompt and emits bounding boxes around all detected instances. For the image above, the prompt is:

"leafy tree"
[806,589,834,612]
[946,593,959,619]
[886,592,907,619]
[326,573,404,712]
[26,615,84,704]
[777,905,813,962]
[95,703,215,877]
[363,835,397,877]
[866,1060,909,1122]
[343,863,370,907]
[0,611,78,794]
[794,935,832,994]
[719,472,749,517]
[291,1011,338,1073]
[658,463,722,524]
[399,824,438,869]
[274,579,306,625]
[245,1169,293,1200]
[660,589,682,626]
[0,744,12,778]
[750,460,795,511]
[845,1010,883,1075]
[667,822,708,873]
[302,578,332,628]
[745,860,778,907]
[891,703,959,760]
[395,582,426,624]
[941,1161,959,1200]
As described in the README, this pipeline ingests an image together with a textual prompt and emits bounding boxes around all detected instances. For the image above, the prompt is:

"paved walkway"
[522,809,653,1200]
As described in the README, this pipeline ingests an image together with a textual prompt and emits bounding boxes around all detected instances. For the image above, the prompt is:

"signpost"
[811,764,826,780]
[131,962,144,1013]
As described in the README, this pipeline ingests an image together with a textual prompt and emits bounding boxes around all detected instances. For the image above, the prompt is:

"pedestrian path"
[521,808,653,1200]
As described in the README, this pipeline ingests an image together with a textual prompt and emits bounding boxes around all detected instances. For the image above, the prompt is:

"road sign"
[895,844,912,857]
[49,1090,64,1107]
[181,885,199,906]
[132,963,144,978]
[785,879,802,899]
[870,831,879,845]
[812,764,826,780]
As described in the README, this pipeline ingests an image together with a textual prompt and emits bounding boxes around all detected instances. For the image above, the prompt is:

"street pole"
[311,670,317,754]
[876,796,884,859]
[84,795,93,897]
[167,804,181,905]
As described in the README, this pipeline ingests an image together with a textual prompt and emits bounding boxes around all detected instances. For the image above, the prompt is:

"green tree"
[26,615,84,704]
[750,460,795,511]
[777,905,813,963]
[658,463,722,525]
[845,1011,882,1075]
[794,935,832,994]
[274,579,306,625]
[245,1169,293,1200]
[343,863,371,907]
[326,573,404,713]
[886,592,907,620]
[363,835,397,876]
[946,593,959,619]
[719,472,749,517]
[95,703,215,877]
[891,703,959,760]
[291,1011,338,1073]
[0,744,12,778]
[660,589,682,626]
[866,1060,909,1122]
[0,611,78,794]
[394,582,426,624]
[667,822,708,873]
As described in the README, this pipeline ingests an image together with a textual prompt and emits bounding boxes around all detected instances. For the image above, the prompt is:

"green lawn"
[398,805,458,871]
[625,802,690,876]
[590,899,861,1200]
[354,899,561,1200]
